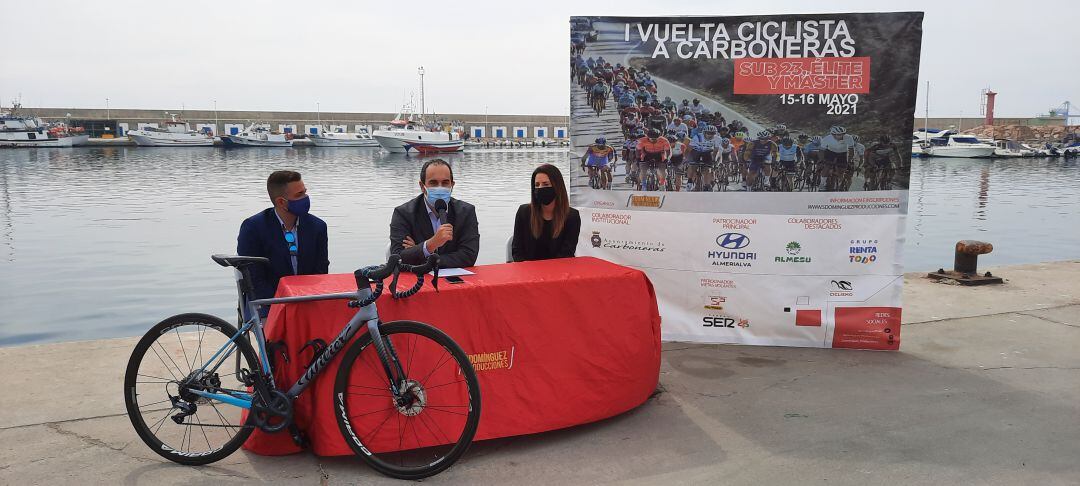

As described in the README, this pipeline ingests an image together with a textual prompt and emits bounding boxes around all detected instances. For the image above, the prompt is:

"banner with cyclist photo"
[569,13,923,349]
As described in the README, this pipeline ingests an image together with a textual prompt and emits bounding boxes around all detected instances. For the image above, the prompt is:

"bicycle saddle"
[211,254,270,268]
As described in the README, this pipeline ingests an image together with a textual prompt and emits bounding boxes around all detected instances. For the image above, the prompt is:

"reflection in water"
[905,156,1080,273]
[0,147,1078,347]
[0,147,570,347]
[0,158,11,261]
[975,166,990,222]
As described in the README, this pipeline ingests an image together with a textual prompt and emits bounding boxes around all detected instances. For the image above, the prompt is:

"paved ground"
[2,261,1078,485]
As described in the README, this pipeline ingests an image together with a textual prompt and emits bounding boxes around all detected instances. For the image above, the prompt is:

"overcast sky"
[2,0,1077,119]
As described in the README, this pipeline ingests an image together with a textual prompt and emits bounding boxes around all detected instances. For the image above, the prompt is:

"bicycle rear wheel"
[335,320,481,480]
[124,313,261,465]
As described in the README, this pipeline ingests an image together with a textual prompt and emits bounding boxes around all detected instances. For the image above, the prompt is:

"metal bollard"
[927,240,1004,285]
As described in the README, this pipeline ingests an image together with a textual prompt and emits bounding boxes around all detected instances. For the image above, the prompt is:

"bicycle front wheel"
[124,313,261,465]
[334,320,481,480]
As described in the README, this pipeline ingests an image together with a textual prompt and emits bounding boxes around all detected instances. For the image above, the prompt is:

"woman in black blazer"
[512,164,581,262]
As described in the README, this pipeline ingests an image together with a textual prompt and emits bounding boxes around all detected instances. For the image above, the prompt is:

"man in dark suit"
[390,159,479,268]
[238,171,329,311]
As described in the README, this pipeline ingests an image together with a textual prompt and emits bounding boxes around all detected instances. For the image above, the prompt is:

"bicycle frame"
[185,287,404,410]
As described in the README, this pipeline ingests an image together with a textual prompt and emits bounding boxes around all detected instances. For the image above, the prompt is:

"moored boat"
[221,123,292,147]
[919,130,996,158]
[127,113,213,147]
[371,116,463,154]
[309,127,379,147]
[0,103,89,148]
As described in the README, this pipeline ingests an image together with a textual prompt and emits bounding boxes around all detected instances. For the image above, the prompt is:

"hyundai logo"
[716,233,750,249]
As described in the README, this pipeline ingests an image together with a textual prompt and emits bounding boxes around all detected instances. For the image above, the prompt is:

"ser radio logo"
[702,316,750,329]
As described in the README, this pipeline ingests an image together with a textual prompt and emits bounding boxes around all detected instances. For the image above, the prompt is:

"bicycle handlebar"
[349,254,440,308]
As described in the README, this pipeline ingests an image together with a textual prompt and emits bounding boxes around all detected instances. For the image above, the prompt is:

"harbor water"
[0,147,1077,347]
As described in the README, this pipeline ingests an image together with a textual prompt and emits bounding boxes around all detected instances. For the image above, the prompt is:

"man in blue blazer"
[238,171,329,311]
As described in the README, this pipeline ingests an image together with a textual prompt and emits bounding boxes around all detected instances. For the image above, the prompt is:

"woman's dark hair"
[529,164,570,239]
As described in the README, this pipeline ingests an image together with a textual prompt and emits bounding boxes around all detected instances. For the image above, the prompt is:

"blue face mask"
[286,195,310,216]
[425,186,451,206]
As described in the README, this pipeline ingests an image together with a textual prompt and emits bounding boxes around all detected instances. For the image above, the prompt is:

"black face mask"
[534,186,557,205]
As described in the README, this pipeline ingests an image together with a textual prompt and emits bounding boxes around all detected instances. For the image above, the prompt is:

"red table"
[243,256,661,456]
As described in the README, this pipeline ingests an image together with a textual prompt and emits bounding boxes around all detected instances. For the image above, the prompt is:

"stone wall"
[962,124,1079,142]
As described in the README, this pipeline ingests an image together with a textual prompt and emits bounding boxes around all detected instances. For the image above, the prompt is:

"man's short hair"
[419,159,454,183]
[267,170,302,201]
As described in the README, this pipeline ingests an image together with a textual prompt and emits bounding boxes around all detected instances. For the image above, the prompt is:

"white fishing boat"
[221,123,292,147]
[371,115,463,154]
[0,103,89,148]
[991,139,1036,158]
[309,126,379,147]
[923,133,996,158]
[372,68,464,154]
[127,113,213,147]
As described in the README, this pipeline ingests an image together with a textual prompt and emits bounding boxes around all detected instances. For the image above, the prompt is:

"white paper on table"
[429,268,475,277]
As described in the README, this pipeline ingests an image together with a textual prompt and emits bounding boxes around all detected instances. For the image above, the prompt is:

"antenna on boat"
[418,66,425,122]
[924,81,930,134]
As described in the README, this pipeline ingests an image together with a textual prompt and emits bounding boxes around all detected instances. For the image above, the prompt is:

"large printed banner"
[569,13,923,349]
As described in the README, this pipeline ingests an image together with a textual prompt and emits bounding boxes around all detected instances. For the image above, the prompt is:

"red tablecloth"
[243,256,661,456]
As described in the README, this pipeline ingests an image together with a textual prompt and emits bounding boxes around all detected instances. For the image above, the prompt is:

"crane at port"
[1048,101,1075,125]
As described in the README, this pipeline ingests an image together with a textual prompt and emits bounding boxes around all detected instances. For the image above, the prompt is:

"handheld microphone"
[434,199,448,226]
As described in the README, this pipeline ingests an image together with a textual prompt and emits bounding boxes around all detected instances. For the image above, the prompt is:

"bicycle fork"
[367,320,407,397]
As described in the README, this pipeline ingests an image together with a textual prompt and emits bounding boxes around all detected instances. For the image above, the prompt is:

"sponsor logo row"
[695,279,871,332]
[588,193,904,215]
[585,210,886,268]
[706,233,879,268]
[589,228,881,268]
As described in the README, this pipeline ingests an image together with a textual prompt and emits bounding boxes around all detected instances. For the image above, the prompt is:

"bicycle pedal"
[289,424,311,449]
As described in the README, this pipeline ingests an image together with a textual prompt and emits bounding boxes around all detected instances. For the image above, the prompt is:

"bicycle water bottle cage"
[300,339,328,369]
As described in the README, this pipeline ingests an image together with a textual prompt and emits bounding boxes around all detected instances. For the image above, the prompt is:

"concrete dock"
[1,261,1078,485]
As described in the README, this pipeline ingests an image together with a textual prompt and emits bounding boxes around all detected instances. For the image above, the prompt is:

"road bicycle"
[123,253,480,480]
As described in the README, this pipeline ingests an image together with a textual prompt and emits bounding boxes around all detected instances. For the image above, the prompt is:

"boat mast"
[418,66,425,122]
[924,81,929,135]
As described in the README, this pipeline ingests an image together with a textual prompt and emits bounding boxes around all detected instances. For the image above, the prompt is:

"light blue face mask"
[426,186,451,206]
